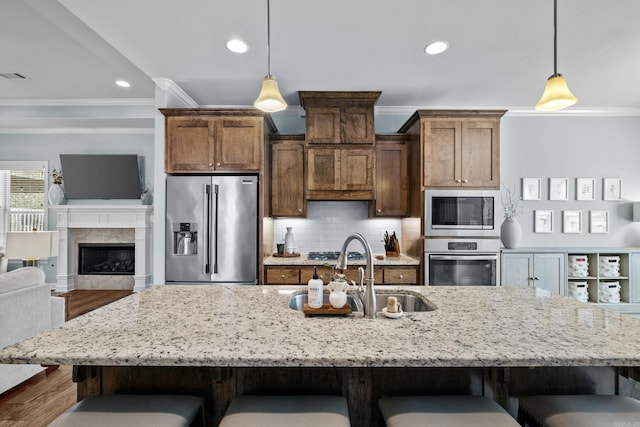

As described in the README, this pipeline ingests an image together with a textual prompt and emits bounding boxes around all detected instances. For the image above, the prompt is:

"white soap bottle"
[307,267,324,309]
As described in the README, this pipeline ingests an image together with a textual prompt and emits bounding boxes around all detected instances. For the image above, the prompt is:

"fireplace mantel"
[50,205,153,292]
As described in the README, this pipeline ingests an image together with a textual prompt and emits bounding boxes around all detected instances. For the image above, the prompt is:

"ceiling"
[2,0,640,126]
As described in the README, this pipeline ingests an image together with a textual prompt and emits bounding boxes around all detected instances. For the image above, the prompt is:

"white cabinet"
[501,252,566,295]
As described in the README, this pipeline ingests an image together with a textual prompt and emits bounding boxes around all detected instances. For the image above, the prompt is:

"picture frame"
[590,210,609,233]
[576,178,595,201]
[522,177,541,201]
[534,210,554,233]
[603,178,622,201]
[549,178,568,201]
[563,210,583,233]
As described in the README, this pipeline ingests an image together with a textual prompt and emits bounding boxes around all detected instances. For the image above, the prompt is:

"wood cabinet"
[374,135,408,216]
[306,147,374,200]
[501,252,566,295]
[264,265,419,285]
[162,109,270,173]
[271,135,305,217]
[399,110,506,190]
[300,91,380,145]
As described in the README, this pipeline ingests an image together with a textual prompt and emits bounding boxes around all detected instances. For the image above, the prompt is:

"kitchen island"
[2,285,640,425]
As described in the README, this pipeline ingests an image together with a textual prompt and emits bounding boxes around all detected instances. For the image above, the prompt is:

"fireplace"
[78,243,135,275]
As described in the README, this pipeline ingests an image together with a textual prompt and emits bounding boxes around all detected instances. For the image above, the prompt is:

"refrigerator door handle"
[212,184,220,274]
[204,184,211,275]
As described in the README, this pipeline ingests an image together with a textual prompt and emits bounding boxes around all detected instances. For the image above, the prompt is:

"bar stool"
[48,394,203,427]
[517,394,640,427]
[378,395,520,427]
[218,395,350,427]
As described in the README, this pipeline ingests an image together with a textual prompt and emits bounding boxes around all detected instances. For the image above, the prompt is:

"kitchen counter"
[263,253,420,266]
[2,285,640,368]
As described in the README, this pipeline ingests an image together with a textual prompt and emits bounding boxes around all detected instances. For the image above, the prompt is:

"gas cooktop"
[307,251,365,261]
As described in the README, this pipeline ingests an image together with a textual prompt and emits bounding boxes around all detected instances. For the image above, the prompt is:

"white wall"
[500,115,640,247]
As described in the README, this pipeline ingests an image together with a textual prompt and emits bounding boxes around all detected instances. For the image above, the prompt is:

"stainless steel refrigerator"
[165,175,258,284]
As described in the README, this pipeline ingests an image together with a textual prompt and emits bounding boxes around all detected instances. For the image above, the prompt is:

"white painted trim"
[0,98,154,107]
[0,128,154,135]
[152,78,198,108]
[374,105,640,117]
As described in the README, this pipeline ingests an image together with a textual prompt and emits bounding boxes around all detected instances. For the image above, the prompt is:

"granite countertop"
[264,253,420,266]
[2,285,640,368]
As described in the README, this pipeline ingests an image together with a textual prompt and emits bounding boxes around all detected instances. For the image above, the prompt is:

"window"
[0,161,48,247]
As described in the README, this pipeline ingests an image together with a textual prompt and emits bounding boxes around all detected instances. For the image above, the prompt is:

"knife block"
[385,239,400,257]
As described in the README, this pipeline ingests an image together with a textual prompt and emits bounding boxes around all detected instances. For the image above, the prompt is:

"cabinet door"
[341,148,373,191]
[307,148,340,190]
[213,118,262,171]
[629,253,640,303]
[423,120,462,187]
[501,253,533,287]
[533,253,566,295]
[461,120,500,188]
[383,267,417,284]
[341,107,375,144]
[306,107,341,144]
[271,142,305,217]
[375,143,407,216]
[165,117,215,172]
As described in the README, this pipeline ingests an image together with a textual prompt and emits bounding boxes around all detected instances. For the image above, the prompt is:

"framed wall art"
[576,178,595,201]
[534,210,554,233]
[549,178,568,201]
[522,177,541,200]
[589,211,609,233]
[603,178,622,201]
[563,210,582,233]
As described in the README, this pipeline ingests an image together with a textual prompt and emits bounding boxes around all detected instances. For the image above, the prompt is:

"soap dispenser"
[307,267,324,309]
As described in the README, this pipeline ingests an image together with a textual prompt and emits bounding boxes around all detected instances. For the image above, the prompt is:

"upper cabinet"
[374,135,408,217]
[306,147,374,200]
[399,110,506,189]
[271,135,306,217]
[161,109,275,173]
[300,91,380,145]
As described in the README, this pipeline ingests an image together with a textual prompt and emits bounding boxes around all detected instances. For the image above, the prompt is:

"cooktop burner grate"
[307,251,365,261]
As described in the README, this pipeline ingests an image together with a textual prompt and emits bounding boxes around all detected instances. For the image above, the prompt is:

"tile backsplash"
[273,201,402,255]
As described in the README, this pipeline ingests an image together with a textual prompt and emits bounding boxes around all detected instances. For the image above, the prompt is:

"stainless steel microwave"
[424,190,501,237]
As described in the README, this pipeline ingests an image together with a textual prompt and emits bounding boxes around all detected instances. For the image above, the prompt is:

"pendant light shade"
[535,0,577,111]
[254,0,287,112]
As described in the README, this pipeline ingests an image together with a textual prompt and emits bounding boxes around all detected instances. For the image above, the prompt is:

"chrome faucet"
[336,233,376,319]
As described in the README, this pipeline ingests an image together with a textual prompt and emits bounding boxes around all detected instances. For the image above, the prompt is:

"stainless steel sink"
[288,290,436,313]
[288,291,363,312]
[375,290,437,312]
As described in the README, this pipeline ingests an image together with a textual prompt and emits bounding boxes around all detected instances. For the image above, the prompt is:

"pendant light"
[254,0,287,112]
[535,0,578,111]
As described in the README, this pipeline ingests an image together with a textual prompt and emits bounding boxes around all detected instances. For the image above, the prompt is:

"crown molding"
[374,105,640,117]
[0,98,154,107]
[152,78,198,108]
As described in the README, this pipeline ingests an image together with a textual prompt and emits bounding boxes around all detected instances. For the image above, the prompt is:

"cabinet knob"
[216,162,221,167]
[399,274,404,279]
[463,179,469,183]
[208,163,213,167]
[455,179,461,183]
[281,274,285,279]
[533,277,539,281]
[377,209,381,213]
[297,208,303,212]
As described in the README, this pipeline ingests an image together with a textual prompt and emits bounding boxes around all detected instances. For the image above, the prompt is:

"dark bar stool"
[379,395,520,426]
[48,394,203,427]
[517,394,640,427]
[218,395,350,427]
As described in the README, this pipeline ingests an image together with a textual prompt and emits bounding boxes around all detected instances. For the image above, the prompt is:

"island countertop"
[2,285,640,368]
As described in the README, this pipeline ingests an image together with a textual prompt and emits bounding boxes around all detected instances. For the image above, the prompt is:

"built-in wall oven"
[424,238,500,286]
[424,189,500,238]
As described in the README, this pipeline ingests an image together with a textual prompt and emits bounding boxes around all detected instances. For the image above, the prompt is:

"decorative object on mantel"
[47,168,66,205]
[501,185,523,249]
[140,182,153,205]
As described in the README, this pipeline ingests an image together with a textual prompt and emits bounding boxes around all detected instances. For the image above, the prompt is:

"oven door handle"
[429,255,498,261]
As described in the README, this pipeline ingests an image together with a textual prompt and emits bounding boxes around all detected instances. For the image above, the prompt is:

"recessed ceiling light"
[116,80,131,88]
[424,41,449,55]
[226,39,248,53]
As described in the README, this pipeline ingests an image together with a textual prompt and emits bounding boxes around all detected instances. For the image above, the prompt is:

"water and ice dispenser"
[173,223,197,256]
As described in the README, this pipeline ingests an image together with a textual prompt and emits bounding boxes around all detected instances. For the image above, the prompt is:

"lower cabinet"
[501,252,566,295]
[264,265,419,285]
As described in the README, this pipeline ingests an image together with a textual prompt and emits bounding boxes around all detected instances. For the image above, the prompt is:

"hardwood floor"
[0,289,134,426]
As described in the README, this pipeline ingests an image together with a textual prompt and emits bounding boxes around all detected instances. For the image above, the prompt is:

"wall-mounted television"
[60,154,142,199]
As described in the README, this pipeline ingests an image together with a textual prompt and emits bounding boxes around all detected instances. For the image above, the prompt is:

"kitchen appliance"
[307,252,365,261]
[166,175,258,284]
[424,189,501,237]
[424,238,500,286]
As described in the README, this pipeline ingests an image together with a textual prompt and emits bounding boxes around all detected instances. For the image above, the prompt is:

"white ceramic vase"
[48,183,66,205]
[501,218,521,249]
[284,227,294,254]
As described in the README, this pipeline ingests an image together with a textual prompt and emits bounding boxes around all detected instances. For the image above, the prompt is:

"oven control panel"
[448,241,477,251]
